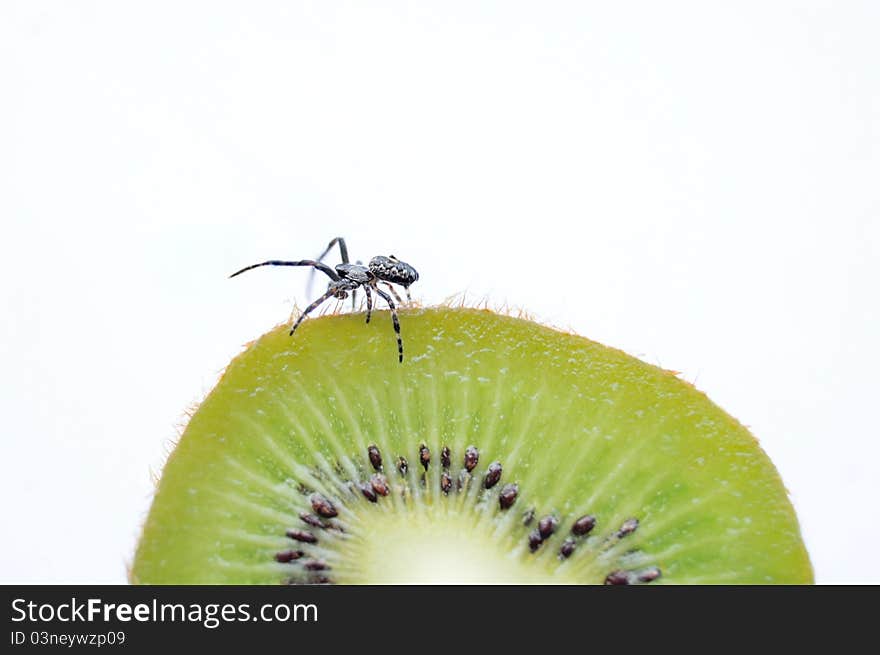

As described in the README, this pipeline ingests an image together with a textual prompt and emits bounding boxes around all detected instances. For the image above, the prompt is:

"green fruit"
[132,307,812,584]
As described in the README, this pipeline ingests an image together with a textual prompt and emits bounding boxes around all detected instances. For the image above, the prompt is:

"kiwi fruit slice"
[132,307,812,584]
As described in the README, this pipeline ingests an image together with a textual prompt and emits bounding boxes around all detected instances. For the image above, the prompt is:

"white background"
[1,1,877,584]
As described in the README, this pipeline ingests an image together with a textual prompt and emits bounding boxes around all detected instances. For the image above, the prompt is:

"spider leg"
[382,282,403,304]
[289,287,339,336]
[230,259,340,281]
[307,237,351,304]
[373,285,403,363]
[320,237,350,265]
[364,284,373,324]
[350,260,361,312]
[405,286,412,304]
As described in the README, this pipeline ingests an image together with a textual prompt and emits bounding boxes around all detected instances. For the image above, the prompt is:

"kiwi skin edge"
[132,306,813,584]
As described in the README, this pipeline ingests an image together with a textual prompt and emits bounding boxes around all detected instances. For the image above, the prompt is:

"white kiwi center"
[331,503,561,584]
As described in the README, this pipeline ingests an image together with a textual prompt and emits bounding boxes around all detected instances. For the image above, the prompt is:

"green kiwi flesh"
[132,307,813,584]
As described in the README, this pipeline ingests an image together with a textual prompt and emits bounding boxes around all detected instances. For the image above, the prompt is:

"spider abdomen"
[369,255,419,287]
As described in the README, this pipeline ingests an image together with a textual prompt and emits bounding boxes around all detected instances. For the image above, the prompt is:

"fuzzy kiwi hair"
[131,305,812,584]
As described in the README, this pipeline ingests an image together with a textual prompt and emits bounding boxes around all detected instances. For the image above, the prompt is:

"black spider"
[230,237,419,363]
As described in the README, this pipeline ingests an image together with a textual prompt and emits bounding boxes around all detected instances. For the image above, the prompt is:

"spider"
[229,237,419,363]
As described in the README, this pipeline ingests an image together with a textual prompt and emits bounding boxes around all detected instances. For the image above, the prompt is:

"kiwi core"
[132,307,812,584]
[345,507,550,584]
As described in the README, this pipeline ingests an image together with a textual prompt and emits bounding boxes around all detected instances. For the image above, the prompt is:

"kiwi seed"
[484,462,503,489]
[538,516,558,539]
[285,529,317,544]
[559,539,576,559]
[604,567,662,585]
[310,494,337,519]
[303,560,329,572]
[528,530,544,552]
[370,474,389,496]
[464,446,480,472]
[298,513,326,529]
[499,484,519,511]
[616,518,639,538]
[368,445,382,471]
[604,570,632,585]
[275,550,304,563]
[571,515,596,536]
[360,483,378,503]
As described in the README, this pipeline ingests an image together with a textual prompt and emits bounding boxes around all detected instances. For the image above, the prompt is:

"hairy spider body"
[230,238,417,363]
[369,255,419,289]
